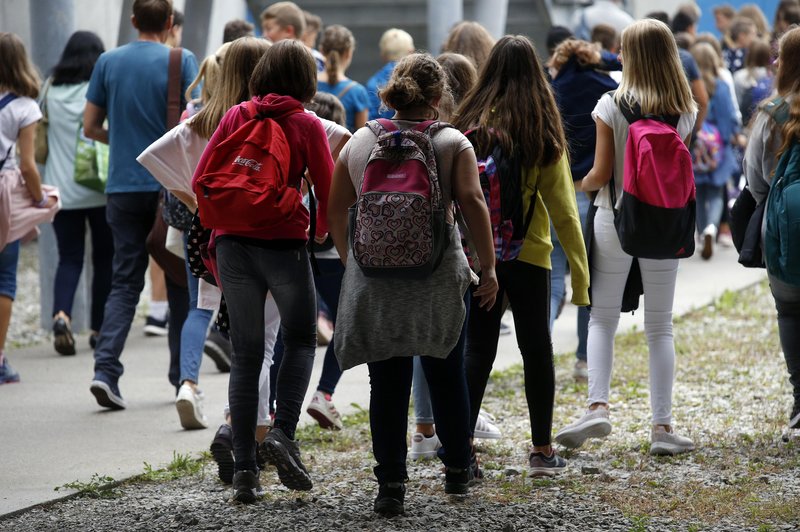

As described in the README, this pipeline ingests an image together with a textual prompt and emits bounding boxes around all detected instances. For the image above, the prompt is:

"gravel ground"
[3,260,799,531]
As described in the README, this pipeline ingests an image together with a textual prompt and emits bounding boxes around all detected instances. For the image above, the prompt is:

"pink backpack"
[611,95,696,259]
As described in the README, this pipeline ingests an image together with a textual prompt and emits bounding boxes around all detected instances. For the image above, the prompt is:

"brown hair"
[730,16,757,42]
[0,33,41,99]
[223,19,254,43]
[745,39,773,69]
[436,52,477,121]
[774,1,800,35]
[713,4,736,19]
[319,25,355,86]
[303,10,322,34]
[188,37,269,139]
[453,35,566,168]
[379,53,447,117]
[694,32,725,60]
[775,27,800,155]
[305,91,346,127]
[260,2,305,37]
[249,39,317,102]
[691,42,722,98]
[132,0,173,34]
[738,4,770,37]
[548,38,602,73]
[591,24,618,52]
[441,21,495,70]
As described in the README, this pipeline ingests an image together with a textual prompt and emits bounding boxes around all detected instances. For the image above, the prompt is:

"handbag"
[729,185,766,268]
[146,191,188,287]
[162,190,193,231]
[73,125,109,193]
[34,78,51,165]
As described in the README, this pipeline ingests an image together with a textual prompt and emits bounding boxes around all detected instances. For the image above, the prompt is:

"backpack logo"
[349,119,450,279]
[233,156,262,172]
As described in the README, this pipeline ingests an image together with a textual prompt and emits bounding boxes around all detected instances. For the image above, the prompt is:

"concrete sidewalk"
[0,244,766,516]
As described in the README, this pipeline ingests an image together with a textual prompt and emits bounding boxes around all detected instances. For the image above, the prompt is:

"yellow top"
[518,152,590,306]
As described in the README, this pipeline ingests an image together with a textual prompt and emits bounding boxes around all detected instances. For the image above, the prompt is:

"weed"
[55,473,121,499]
[140,451,204,482]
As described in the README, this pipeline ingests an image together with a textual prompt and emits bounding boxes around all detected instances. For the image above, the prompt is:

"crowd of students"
[0,0,799,517]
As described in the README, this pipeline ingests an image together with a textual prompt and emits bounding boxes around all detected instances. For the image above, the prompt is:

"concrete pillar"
[428,0,463,54]
[117,0,136,46]
[181,0,213,58]
[474,0,508,40]
[29,0,73,76]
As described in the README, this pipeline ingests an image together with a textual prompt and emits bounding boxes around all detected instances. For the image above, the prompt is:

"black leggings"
[465,260,554,446]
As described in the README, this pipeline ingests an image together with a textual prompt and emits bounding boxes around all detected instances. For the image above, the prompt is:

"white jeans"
[587,207,679,425]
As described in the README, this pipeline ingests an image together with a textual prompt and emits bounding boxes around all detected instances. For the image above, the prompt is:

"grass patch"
[55,473,121,499]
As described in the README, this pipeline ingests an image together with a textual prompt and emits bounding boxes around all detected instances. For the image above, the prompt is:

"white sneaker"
[474,411,501,439]
[306,390,343,430]
[650,425,695,455]
[555,408,612,449]
[409,432,441,460]
[573,360,588,380]
[701,224,716,260]
[175,383,208,430]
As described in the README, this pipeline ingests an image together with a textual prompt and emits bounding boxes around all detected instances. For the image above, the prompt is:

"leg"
[0,240,21,354]
[147,258,168,326]
[269,331,284,416]
[179,234,214,386]
[368,356,414,484]
[51,209,87,321]
[575,191,591,364]
[257,293,280,438]
[314,259,345,395]
[87,206,114,332]
[166,275,189,391]
[549,224,567,332]
[695,183,709,235]
[769,275,800,416]
[412,356,435,427]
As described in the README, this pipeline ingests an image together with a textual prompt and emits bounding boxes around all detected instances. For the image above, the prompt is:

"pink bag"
[0,169,60,249]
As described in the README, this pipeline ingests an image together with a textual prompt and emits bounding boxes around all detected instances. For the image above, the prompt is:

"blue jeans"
[216,238,317,473]
[695,183,724,233]
[550,190,590,361]
[412,357,434,424]
[93,192,159,384]
[0,240,21,300]
[368,293,471,484]
[180,233,213,384]
[51,207,113,331]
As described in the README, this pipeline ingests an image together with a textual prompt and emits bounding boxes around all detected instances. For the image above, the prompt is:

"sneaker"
[144,316,168,337]
[89,379,126,410]
[499,321,513,336]
[555,408,612,449]
[203,329,231,373]
[89,333,99,350]
[175,383,208,430]
[373,482,405,516]
[444,466,476,495]
[790,405,800,430]
[474,411,501,439]
[650,425,695,455]
[259,427,312,490]
[231,470,262,504]
[210,424,235,484]
[53,317,76,356]
[0,357,20,384]
[409,432,441,460]
[573,360,588,381]
[306,390,343,430]
[701,224,715,260]
[528,450,568,477]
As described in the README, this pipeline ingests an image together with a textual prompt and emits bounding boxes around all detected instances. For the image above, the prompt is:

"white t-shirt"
[0,92,42,171]
[591,93,696,209]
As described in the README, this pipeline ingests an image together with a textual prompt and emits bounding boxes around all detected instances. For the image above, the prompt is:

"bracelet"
[34,196,48,208]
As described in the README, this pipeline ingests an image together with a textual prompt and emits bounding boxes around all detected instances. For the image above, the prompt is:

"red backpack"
[611,95,696,259]
[194,101,303,232]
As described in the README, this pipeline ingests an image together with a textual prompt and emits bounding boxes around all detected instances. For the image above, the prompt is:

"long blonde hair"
[185,42,230,104]
[615,19,697,117]
[187,37,270,139]
[0,32,41,99]
[690,42,722,98]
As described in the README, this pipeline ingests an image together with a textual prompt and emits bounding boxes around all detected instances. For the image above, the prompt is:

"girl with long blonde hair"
[556,19,698,456]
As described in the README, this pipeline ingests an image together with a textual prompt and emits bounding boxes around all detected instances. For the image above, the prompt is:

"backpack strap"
[0,93,19,168]
[616,92,680,129]
[764,96,790,126]
[166,47,183,129]
[336,80,358,100]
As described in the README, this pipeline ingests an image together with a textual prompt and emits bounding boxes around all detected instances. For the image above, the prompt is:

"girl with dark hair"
[42,31,111,356]
[454,35,589,477]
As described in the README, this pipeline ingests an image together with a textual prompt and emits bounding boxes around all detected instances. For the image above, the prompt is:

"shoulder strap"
[0,93,18,168]
[413,120,437,133]
[765,96,790,126]
[616,92,680,128]
[166,47,183,129]
[336,80,358,100]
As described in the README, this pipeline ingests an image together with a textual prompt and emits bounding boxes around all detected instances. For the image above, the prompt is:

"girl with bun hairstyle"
[327,53,497,516]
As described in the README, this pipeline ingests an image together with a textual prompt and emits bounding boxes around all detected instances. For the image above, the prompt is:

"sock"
[148,300,168,321]
[274,420,296,440]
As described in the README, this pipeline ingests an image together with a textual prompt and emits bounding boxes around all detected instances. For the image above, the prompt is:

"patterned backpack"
[692,122,724,174]
[349,119,450,278]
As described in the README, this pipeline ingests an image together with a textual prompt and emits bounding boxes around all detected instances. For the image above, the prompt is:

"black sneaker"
[260,427,312,490]
[528,450,568,477]
[210,424,235,484]
[53,317,76,356]
[203,329,232,373]
[232,470,262,504]
[144,316,168,337]
[373,482,405,516]
[444,466,475,495]
[89,333,99,350]
[89,379,127,410]
[790,405,800,430]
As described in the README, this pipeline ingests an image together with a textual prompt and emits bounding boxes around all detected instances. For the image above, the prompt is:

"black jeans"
[466,260,554,446]
[51,207,114,331]
[770,274,800,409]
[368,293,472,485]
[216,238,317,473]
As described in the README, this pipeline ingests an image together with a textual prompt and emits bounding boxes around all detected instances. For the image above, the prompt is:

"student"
[365,29,415,120]
[0,32,60,384]
[223,19,254,43]
[743,26,800,432]
[317,25,369,132]
[43,31,112,356]
[84,0,199,409]
[725,17,758,73]
[301,10,325,72]
[691,42,739,260]
[191,39,333,503]
[455,36,589,477]
[734,39,774,125]
[441,21,495,71]
[260,1,305,43]
[556,19,697,456]
[327,53,498,515]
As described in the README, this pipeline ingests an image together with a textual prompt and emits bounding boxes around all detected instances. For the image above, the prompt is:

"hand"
[314,232,329,244]
[45,196,58,208]
[574,179,584,192]
[474,267,498,310]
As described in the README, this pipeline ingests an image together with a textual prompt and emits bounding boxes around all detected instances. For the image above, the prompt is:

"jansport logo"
[233,156,262,172]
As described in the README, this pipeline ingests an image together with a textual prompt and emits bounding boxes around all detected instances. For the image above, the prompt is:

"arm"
[327,159,357,264]
[353,109,368,131]
[577,117,614,192]
[452,148,498,310]
[691,78,708,135]
[18,123,53,206]
[305,120,335,236]
[83,102,108,144]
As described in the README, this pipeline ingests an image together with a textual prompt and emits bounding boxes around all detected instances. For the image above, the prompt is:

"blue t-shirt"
[86,41,199,193]
[317,79,369,132]
[678,49,700,82]
[365,62,397,121]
